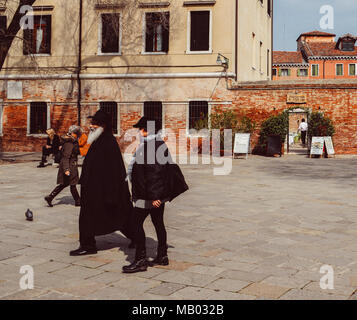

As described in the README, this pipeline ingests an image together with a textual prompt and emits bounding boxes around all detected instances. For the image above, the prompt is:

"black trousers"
[132,204,167,253]
[42,146,60,163]
[301,131,307,145]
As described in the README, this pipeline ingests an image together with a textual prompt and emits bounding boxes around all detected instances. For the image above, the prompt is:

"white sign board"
[7,81,23,100]
[324,136,335,156]
[234,133,250,158]
[310,137,324,156]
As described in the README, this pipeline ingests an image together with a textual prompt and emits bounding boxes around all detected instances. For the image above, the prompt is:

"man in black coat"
[70,110,133,256]
[122,117,188,273]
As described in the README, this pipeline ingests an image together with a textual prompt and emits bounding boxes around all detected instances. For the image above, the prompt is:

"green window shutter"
[288,69,291,76]
[278,69,282,77]
[297,69,300,77]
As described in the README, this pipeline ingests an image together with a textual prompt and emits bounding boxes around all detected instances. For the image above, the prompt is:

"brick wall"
[1,78,357,154]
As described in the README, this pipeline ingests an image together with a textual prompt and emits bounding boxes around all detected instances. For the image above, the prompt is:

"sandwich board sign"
[324,137,335,156]
[234,133,250,159]
[310,137,324,157]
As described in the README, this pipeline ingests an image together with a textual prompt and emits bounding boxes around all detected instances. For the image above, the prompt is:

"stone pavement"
[1,153,357,300]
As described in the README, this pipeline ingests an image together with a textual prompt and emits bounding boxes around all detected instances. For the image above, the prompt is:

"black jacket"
[47,135,60,152]
[79,130,133,236]
[131,138,188,202]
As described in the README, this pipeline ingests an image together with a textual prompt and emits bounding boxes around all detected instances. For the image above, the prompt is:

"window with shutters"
[144,101,163,131]
[298,69,308,77]
[349,64,357,76]
[311,64,319,77]
[23,15,51,55]
[29,102,48,134]
[99,13,120,54]
[272,68,277,76]
[280,68,290,77]
[144,12,169,53]
[99,101,119,134]
[189,11,211,52]
[189,101,209,130]
[0,15,7,37]
[336,64,343,76]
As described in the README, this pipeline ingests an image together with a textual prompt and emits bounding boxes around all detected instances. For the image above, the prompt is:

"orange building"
[273,31,357,80]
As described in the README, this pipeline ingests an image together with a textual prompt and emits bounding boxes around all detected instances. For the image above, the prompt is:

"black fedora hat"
[133,116,160,133]
[88,109,111,127]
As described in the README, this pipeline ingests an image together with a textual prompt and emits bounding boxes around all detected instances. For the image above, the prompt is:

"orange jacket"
[78,133,90,157]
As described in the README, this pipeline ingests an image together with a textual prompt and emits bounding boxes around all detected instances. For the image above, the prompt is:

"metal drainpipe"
[77,0,83,126]
[235,0,238,81]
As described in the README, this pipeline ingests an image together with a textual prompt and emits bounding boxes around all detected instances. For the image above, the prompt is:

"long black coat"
[78,130,133,237]
[131,139,188,202]
[57,137,79,186]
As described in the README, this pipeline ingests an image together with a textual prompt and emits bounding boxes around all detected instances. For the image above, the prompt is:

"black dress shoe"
[37,162,46,168]
[69,247,97,256]
[148,255,169,267]
[122,258,148,273]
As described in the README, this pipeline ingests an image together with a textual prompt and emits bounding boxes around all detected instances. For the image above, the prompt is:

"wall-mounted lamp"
[216,53,229,69]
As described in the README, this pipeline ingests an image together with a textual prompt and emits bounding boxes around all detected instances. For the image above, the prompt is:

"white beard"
[87,126,104,144]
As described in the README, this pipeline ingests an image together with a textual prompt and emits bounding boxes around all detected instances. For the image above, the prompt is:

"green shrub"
[308,112,335,138]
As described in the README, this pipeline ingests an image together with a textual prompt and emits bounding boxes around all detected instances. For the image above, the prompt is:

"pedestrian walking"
[44,129,80,207]
[69,110,134,256]
[37,128,61,167]
[298,118,308,146]
[122,117,189,274]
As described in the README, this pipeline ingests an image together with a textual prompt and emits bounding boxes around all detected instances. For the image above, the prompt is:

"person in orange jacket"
[68,125,90,157]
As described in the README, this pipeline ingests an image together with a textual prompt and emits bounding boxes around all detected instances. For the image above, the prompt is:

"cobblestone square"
[1,153,357,300]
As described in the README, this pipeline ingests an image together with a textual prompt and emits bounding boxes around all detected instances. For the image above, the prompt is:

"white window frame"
[336,63,344,76]
[186,99,211,137]
[311,64,319,77]
[24,15,52,57]
[27,101,51,137]
[97,13,122,56]
[141,12,169,55]
[299,69,308,77]
[348,63,357,76]
[0,100,3,136]
[186,9,213,55]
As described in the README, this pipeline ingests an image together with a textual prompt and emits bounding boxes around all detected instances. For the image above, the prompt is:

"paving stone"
[205,278,250,292]
[261,276,310,289]
[51,265,104,279]
[217,270,269,283]
[147,282,186,296]
[303,281,356,297]
[185,265,226,276]
[279,289,347,300]
[153,270,218,287]
[240,282,291,299]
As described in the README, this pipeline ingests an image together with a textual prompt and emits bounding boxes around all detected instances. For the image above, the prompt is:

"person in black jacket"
[37,128,61,168]
[122,117,189,274]
[44,130,80,207]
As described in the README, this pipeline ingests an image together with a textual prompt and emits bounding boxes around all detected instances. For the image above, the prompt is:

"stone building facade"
[0,0,274,152]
